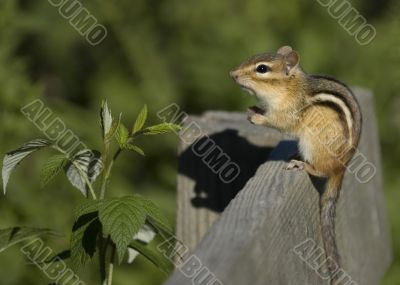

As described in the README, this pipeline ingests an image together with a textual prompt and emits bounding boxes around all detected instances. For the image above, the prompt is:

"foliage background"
[0,0,399,284]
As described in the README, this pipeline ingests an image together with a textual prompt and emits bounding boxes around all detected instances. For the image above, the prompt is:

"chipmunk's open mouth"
[241,86,256,96]
[231,79,266,114]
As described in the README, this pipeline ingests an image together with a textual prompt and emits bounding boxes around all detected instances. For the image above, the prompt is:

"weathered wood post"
[165,88,392,285]
[176,112,284,251]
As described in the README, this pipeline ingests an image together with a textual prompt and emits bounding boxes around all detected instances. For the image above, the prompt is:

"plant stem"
[98,146,121,285]
[100,131,143,199]
[99,238,107,284]
[100,141,110,200]
[99,148,122,199]
[99,133,144,199]
[107,244,116,285]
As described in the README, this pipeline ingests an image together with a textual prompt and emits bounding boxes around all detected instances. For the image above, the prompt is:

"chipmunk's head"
[230,46,303,112]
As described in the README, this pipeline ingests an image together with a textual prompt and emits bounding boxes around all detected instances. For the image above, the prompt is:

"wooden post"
[176,112,284,251]
[166,88,392,285]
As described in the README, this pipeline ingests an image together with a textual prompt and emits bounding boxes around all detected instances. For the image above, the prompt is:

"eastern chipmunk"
[230,46,362,285]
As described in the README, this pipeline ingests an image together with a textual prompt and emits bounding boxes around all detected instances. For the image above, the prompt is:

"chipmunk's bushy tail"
[320,171,344,285]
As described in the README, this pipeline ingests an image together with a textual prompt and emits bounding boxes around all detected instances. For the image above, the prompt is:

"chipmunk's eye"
[256,64,270,74]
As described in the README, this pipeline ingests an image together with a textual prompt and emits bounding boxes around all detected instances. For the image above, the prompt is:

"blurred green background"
[0,0,399,284]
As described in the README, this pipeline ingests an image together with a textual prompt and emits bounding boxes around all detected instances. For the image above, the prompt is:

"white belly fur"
[299,136,313,163]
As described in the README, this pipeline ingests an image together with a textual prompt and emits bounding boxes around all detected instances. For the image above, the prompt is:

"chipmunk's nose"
[229,70,239,80]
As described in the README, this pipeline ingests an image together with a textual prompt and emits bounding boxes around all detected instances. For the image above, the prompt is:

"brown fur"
[230,46,362,285]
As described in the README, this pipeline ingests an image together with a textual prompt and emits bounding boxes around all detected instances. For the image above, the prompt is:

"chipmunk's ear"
[277,46,299,75]
[277,45,293,56]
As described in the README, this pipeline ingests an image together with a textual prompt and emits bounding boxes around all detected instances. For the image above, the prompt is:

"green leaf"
[2,139,51,194]
[142,123,181,136]
[122,144,145,156]
[71,206,99,269]
[128,240,171,273]
[133,105,148,134]
[70,212,101,271]
[99,197,147,264]
[131,194,174,247]
[0,227,57,253]
[115,123,130,147]
[124,196,172,266]
[105,113,122,142]
[112,194,173,242]
[73,200,100,221]
[40,154,68,188]
[100,100,113,139]
[64,149,103,197]
[133,194,171,231]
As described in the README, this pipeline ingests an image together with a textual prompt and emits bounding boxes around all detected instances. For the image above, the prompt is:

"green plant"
[1,101,180,285]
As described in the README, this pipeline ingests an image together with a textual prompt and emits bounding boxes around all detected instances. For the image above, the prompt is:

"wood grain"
[166,88,392,285]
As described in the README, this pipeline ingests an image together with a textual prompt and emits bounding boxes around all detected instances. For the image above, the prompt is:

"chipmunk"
[230,46,362,285]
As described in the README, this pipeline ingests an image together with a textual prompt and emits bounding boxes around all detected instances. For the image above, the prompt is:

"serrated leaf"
[119,194,174,242]
[0,227,57,253]
[99,197,147,264]
[128,240,171,273]
[133,194,171,231]
[40,155,68,188]
[100,100,113,139]
[70,212,101,271]
[115,124,130,147]
[73,200,100,221]
[133,105,148,133]
[122,144,145,156]
[142,123,181,136]
[2,139,51,194]
[132,195,174,250]
[64,150,103,196]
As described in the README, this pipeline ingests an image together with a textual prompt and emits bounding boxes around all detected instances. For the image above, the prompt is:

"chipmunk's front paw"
[284,159,305,171]
[247,106,266,125]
